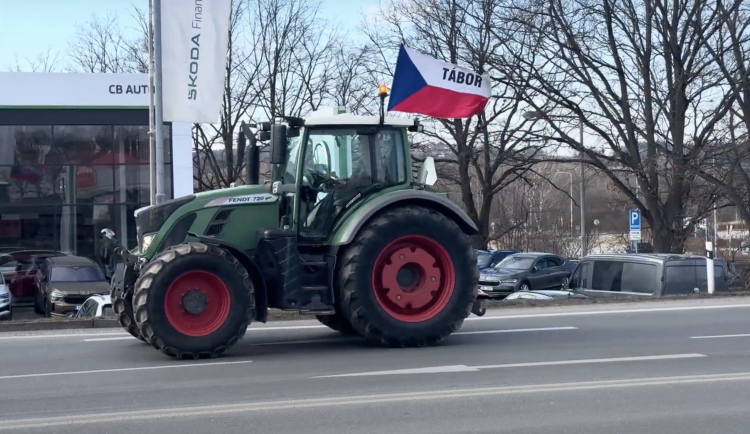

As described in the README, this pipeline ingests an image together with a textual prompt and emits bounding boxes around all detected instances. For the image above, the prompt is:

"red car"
[0,250,72,305]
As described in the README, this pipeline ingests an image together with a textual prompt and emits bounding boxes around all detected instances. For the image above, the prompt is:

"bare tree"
[7,48,63,72]
[326,44,379,115]
[496,0,736,252]
[248,0,338,121]
[688,1,750,231]
[192,0,267,191]
[66,12,141,73]
[362,0,548,248]
[121,4,151,73]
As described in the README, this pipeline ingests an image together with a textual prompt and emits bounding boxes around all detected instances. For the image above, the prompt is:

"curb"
[0,319,122,333]
[2,292,749,333]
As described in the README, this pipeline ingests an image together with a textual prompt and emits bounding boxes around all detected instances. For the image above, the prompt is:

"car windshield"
[477,253,492,267]
[495,256,535,270]
[51,266,105,282]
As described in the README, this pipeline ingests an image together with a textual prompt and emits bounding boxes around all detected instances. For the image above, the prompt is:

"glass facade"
[0,113,173,266]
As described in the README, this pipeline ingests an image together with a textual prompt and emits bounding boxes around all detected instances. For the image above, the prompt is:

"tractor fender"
[187,233,269,323]
[330,189,479,246]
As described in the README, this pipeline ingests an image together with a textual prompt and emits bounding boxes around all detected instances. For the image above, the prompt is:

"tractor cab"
[262,110,424,244]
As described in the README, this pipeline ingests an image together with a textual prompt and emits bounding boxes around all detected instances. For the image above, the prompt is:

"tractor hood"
[135,185,278,255]
[136,185,273,233]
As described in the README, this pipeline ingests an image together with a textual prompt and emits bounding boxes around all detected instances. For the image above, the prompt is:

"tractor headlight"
[141,233,157,253]
[50,289,65,302]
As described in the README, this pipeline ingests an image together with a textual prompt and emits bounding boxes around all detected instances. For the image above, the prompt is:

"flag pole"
[147,0,156,206]
[153,0,166,204]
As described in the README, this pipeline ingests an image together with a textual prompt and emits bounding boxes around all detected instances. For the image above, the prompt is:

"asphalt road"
[1,298,750,433]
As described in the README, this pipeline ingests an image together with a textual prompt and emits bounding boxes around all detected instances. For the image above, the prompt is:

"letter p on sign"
[629,209,641,230]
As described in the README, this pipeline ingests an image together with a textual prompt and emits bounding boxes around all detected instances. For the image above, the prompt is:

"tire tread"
[133,242,254,359]
[337,205,478,347]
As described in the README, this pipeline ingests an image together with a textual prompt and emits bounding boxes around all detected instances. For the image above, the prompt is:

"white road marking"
[3,301,749,341]
[315,365,481,377]
[691,333,750,339]
[83,326,577,345]
[84,337,138,342]
[244,325,332,331]
[2,370,749,430]
[454,326,578,335]
[0,360,252,381]
[313,353,707,378]
[248,338,351,346]
[472,353,706,369]
[464,302,750,321]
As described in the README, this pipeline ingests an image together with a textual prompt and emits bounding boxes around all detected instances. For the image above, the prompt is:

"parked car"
[34,256,110,317]
[476,250,518,270]
[0,247,24,255]
[0,250,72,305]
[478,252,578,298]
[71,294,114,319]
[564,253,732,297]
[0,271,11,321]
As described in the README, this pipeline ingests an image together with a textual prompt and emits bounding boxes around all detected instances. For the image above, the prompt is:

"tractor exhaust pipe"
[240,121,259,185]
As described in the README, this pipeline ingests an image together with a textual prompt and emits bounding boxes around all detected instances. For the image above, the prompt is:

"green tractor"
[104,99,479,359]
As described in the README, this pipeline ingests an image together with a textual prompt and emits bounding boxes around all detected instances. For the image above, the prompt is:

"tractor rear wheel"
[111,280,145,342]
[133,242,255,359]
[337,206,478,347]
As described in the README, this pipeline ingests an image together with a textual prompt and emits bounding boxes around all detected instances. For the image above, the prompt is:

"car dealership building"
[0,72,193,260]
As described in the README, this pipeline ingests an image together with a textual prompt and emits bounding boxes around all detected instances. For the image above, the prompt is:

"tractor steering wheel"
[304,169,340,193]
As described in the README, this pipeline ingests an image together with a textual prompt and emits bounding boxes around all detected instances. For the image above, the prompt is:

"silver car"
[0,271,11,321]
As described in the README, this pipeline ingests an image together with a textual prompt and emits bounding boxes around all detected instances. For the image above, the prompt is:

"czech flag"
[387,45,492,119]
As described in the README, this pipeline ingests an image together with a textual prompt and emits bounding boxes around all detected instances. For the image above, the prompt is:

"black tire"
[111,280,146,342]
[337,205,478,347]
[518,281,531,291]
[316,312,358,335]
[133,242,255,359]
[33,297,43,315]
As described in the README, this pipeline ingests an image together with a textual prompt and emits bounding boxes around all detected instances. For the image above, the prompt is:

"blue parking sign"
[629,209,641,230]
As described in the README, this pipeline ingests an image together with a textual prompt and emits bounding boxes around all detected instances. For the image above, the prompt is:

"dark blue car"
[476,249,518,270]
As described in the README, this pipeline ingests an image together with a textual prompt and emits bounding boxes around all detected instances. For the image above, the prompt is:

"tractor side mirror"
[417,157,437,186]
[270,124,288,165]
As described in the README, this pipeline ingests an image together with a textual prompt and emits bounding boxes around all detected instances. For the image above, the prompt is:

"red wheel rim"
[164,270,231,337]
[371,235,455,323]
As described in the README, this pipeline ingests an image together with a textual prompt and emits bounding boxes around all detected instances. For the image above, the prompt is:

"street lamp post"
[554,171,573,235]
[524,110,587,257]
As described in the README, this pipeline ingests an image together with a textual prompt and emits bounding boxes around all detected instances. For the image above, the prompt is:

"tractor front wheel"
[133,242,255,359]
[337,206,478,347]
[111,280,145,342]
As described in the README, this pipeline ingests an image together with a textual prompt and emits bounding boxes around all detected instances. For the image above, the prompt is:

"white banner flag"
[161,0,232,123]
